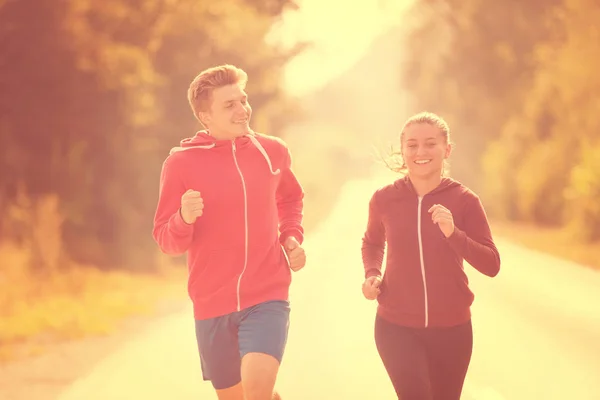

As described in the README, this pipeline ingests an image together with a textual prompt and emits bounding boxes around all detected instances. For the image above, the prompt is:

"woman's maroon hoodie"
[361,177,500,328]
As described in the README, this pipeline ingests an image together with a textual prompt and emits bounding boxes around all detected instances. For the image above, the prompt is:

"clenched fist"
[362,276,382,300]
[180,189,203,224]
[284,236,306,272]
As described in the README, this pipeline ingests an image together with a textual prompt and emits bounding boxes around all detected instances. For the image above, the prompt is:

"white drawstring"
[169,143,214,155]
[248,135,281,175]
[169,134,280,176]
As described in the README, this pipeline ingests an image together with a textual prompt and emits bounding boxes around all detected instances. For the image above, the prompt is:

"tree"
[0,0,302,271]
[401,0,600,242]
[485,0,600,238]
[399,0,560,192]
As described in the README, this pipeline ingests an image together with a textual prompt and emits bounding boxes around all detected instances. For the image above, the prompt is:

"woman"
[361,111,501,400]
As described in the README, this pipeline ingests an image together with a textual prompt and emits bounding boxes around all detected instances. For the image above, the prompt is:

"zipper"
[417,196,429,327]
[232,141,249,312]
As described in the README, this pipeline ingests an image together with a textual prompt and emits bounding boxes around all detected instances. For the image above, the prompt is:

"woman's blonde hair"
[383,111,453,176]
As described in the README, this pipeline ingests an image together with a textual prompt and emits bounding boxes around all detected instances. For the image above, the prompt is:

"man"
[152,64,306,400]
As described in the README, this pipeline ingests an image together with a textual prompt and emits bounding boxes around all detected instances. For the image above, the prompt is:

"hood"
[170,130,225,152]
[394,176,462,197]
[169,130,280,175]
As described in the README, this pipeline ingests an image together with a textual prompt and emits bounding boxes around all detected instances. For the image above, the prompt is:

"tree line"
[0,0,303,272]
[400,0,600,242]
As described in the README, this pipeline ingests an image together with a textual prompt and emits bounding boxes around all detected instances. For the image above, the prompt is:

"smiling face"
[401,122,452,179]
[199,83,252,140]
[187,65,251,140]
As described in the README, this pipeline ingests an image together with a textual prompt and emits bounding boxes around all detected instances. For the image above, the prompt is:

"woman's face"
[401,123,451,179]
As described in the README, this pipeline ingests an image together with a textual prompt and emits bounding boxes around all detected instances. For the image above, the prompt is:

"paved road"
[58,177,600,400]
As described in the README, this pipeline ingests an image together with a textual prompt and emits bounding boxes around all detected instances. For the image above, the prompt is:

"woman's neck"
[409,175,442,197]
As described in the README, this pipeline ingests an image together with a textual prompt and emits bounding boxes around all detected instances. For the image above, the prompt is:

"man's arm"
[276,145,304,245]
[152,156,194,255]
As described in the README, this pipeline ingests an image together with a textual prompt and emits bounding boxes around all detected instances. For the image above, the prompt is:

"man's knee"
[241,352,280,400]
[215,382,245,400]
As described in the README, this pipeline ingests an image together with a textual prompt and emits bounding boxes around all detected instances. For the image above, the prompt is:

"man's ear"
[198,111,210,126]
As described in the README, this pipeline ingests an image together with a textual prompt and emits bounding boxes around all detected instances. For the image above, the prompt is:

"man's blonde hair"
[187,64,248,119]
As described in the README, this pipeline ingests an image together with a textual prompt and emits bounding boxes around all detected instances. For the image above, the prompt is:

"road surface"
[58,176,600,400]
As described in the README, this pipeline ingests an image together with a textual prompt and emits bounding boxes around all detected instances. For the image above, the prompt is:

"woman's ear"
[444,143,453,159]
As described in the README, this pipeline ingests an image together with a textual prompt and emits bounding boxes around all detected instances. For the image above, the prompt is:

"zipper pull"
[232,141,236,152]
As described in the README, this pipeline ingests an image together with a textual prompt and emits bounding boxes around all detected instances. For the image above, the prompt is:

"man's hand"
[362,276,382,300]
[181,189,203,224]
[284,236,305,272]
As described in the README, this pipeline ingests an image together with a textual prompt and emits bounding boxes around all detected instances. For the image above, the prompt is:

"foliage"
[0,0,301,271]
[400,0,600,241]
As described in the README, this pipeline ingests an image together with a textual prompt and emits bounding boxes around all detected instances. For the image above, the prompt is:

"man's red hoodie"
[153,131,304,320]
[362,177,500,328]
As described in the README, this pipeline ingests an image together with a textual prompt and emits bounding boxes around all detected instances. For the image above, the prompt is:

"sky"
[268,0,412,97]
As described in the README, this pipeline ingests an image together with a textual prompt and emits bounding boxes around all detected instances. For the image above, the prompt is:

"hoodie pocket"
[452,270,475,306]
[239,243,292,297]
[188,248,244,298]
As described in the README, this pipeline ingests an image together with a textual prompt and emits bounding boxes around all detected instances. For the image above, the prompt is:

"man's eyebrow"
[406,137,438,141]
[223,95,247,103]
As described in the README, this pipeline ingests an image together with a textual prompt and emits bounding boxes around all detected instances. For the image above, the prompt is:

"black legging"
[374,315,473,400]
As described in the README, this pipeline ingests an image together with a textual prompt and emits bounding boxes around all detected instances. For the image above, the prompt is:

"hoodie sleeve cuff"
[446,226,467,256]
[171,208,195,235]
[365,268,382,279]
[280,229,304,246]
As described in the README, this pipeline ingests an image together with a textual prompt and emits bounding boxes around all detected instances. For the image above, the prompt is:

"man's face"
[200,84,252,139]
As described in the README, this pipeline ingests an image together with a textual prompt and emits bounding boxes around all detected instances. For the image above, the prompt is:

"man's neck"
[208,130,245,141]
[409,175,442,197]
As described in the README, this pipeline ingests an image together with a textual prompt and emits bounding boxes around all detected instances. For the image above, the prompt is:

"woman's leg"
[374,315,433,400]
[425,320,473,400]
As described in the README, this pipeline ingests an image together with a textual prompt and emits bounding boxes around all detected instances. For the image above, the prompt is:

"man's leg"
[195,316,244,400]
[215,383,244,400]
[238,300,291,400]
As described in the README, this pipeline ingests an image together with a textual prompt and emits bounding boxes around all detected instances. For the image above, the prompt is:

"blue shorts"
[194,300,291,390]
